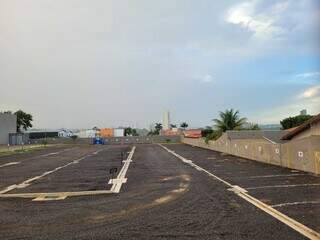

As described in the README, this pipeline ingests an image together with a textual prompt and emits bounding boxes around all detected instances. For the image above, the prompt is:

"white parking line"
[248,174,306,178]
[271,201,320,208]
[110,146,136,193]
[246,183,320,190]
[40,147,78,157]
[0,190,113,200]
[0,162,20,168]
[159,144,320,240]
[0,148,106,194]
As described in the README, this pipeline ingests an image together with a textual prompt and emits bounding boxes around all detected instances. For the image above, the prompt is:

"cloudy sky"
[1,0,319,129]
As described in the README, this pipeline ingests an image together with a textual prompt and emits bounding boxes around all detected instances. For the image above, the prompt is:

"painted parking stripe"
[271,201,320,208]
[0,190,113,200]
[246,183,320,190]
[248,174,306,178]
[159,144,320,240]
[110,146,136,193]
[40,147,78,157]
[0,162,20,168]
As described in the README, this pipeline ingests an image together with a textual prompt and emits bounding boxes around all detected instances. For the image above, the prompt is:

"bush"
[280,115,313,129]
[201,128,213,137]
[204,130,222,144]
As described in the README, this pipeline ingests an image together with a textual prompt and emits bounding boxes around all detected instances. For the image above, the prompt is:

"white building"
[162,110,170,130]
[74,129,98,138]
[58,129,74,138]
[114,128,124,137]
[0,113,17,144]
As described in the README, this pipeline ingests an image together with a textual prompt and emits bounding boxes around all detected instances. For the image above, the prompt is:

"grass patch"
[0,145,51,157]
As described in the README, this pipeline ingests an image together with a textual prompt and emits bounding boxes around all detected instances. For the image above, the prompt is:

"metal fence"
[28,135,181,145]
[9,133,30,145]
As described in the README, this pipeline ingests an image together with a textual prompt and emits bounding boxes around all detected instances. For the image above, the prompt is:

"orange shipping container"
[100,128,114,137]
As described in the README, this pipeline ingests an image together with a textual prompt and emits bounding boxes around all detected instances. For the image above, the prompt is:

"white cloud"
[298,85,320,99]
[193,74,214,83]
[295,71,320,79]
[201,74,213,83]
[226,0,288,40]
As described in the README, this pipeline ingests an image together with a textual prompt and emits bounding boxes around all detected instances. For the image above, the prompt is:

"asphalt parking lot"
[0,143,319,239]
[162,144,320,237]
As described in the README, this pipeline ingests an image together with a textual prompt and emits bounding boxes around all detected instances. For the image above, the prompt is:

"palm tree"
[154,123,163,135]
[213,109,247,132]
[180,122,188,130]
[14,110,33,132]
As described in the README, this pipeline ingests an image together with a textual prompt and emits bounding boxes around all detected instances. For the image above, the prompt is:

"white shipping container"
[75,129,98,138]
[114,128,124,137]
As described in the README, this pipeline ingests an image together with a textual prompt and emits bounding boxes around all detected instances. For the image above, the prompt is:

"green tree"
[170,124,177,128]
[204,130,222,143]
[14,110,33,132]
[154,123,162,135]
[201,126,213,137]
[125,127,139,136]
[280,115,313,129]
[180,122,188,129]
[213,109,247,132]
[131,129,139,136]
[124,127,132,136]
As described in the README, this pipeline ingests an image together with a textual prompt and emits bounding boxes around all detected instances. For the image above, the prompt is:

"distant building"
[162,110,170,130]
[0,113,17,144]
[25,130,59,139]
[114,128,124,137]
[300,109,307,116]
[58,129,74,138]
[74,129,98,138]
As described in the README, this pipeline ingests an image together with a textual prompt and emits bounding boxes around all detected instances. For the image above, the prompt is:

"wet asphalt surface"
[0,143,318,239]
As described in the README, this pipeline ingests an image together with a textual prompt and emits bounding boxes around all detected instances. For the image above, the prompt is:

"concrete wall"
[281,135,320,174]
[292,120,320,140]
[312,121,320,136]
[182,134,320,175]
[0,113,17,145]
[292,128,311,140]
